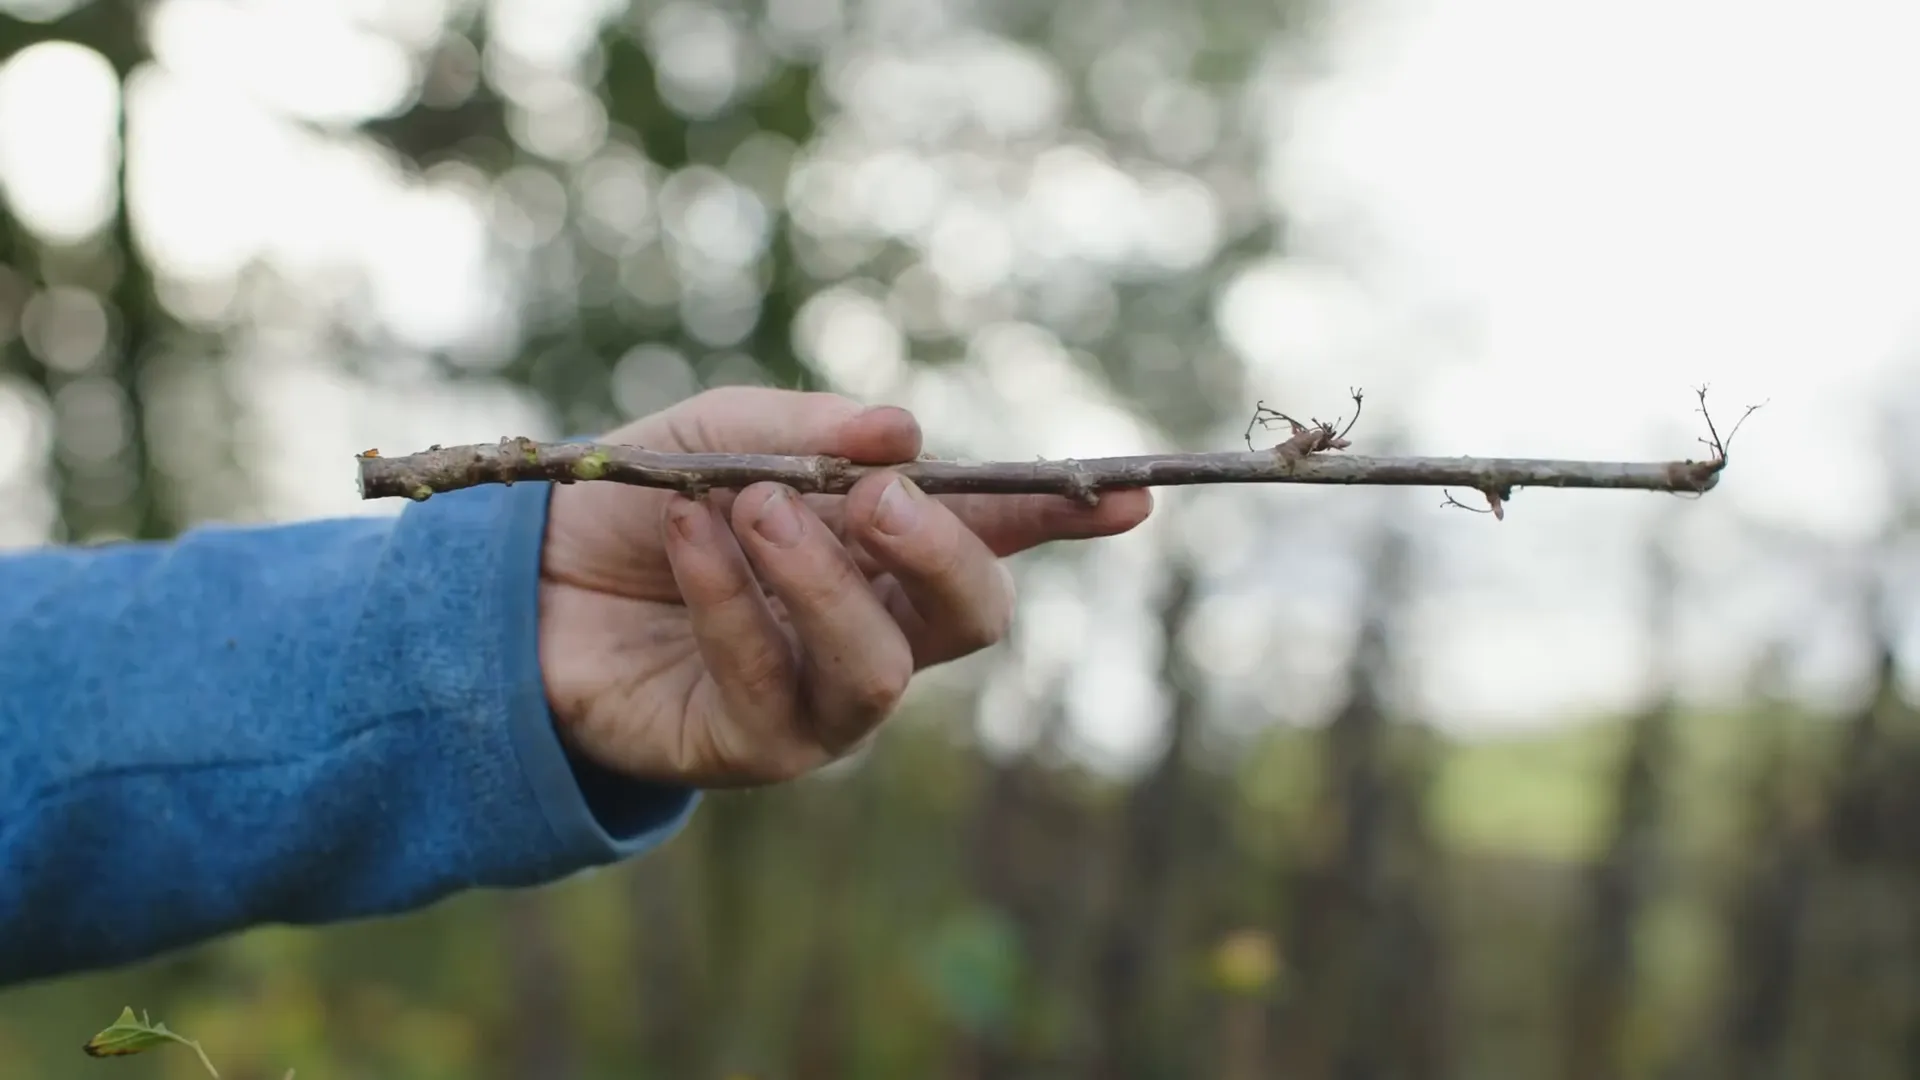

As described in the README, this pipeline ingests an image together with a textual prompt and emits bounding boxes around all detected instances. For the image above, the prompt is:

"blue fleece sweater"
[0,478,699,987]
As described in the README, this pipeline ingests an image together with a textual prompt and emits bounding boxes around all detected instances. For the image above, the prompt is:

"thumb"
[632,386,923,463]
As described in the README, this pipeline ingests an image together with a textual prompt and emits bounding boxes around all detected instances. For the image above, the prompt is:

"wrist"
[504,480,701,857]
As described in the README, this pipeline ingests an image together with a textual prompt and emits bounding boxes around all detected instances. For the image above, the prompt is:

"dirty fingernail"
[873,475,924,536]
[668,498,709,544]
[753,487,804,547]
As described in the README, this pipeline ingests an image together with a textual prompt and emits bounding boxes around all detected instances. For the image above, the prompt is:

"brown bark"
[357,440,1729,507]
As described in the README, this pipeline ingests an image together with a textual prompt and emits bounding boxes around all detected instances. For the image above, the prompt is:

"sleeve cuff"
[490,477,701,864]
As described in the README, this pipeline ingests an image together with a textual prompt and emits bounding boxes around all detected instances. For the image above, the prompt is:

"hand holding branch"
[347,385,1761,793]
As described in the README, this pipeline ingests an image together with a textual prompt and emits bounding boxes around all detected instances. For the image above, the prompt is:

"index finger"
[934,488,1155,557]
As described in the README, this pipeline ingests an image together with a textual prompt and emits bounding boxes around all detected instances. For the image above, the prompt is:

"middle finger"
[730,482,916,754]
[840,471,1018,668]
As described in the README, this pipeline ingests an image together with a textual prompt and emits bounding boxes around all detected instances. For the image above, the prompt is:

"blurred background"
[4,0,1920,1076]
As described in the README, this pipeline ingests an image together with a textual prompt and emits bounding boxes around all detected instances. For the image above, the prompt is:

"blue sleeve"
[0,479,699,987]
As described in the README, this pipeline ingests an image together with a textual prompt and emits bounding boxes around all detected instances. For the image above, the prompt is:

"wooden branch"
[355,437,1727,507]
[356,389,1760,517]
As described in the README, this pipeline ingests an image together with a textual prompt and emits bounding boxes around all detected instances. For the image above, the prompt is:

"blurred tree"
[1793,617,1920,1080]
[695,790,782,1072]
[785,763,873,1079]
[957,683,1101,1076]
[1710,641,1814,1080]
[1560,535,1679,1080]
[2,0,182,542]
[625,831,707,1077]
[1273,519,1453,1080]
[1087,560,1201,1080]
[501,891,580,1080]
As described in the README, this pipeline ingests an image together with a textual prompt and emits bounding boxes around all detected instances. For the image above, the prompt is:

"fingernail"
[668,499,708,544]
[860,403,913,424]
[753,486,804,547]
[873,475,923,536]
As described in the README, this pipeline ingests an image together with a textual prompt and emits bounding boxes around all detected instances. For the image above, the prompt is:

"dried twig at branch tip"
[1693,383,1767,465]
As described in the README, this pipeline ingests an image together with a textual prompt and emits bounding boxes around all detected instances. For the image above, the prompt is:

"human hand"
[537,387,1153,788]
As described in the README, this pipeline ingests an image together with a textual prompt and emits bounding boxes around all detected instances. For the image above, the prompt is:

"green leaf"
[83,1006,221,1077]
[82,1006,171,1057]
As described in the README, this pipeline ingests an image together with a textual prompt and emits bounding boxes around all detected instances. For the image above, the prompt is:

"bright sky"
[1250,0,1919,534]
[1230,0,1920,738]
[2,0,1916,763]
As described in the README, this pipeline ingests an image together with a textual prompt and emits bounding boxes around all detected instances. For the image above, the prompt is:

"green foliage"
[82,1006,223,1077]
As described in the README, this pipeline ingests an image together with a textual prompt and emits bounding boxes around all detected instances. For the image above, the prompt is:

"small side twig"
[1440,487,1508,521]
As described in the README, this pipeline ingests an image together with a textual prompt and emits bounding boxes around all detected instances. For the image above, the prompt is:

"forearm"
[0,481,696,986]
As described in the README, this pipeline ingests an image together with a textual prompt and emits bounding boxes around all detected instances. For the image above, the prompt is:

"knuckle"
[695,561,759,610]
[847,676,903,717]
[848,654,911,715]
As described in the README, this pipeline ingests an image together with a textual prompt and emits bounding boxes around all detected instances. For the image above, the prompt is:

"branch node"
[1057,458,1100,506]
[1247,389,1364,466]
